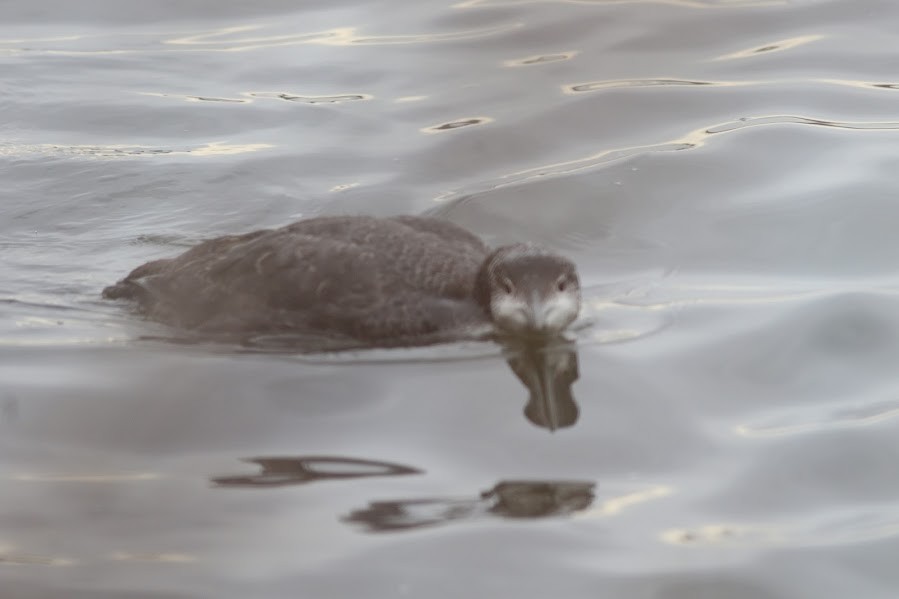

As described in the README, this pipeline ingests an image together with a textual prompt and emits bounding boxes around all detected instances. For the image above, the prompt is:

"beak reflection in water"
[504,338,580,431]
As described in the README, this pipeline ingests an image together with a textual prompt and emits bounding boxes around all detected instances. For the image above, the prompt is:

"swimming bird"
[103,215,581,349]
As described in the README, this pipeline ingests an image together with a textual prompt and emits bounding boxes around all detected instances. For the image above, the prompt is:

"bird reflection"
[211,456,421,488]
[501,338,580,431]
[343,480,595,533]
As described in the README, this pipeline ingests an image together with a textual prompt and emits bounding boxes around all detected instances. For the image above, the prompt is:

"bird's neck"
[473,244,526,315]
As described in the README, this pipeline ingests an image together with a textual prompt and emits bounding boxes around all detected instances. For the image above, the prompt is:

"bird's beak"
[527,291,549,333]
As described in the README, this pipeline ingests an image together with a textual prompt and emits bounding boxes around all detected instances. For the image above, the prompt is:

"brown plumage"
[103,215,581,348]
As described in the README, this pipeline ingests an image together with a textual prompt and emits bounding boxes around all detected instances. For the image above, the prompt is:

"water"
[3,0,899,596]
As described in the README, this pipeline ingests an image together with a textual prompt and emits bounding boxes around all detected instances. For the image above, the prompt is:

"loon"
[103,215,581,348]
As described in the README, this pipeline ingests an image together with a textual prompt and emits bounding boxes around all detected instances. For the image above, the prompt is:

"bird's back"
[104,215,492,343]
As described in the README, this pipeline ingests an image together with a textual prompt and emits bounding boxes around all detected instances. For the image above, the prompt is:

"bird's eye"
[556,277,569,292]
[500,277,515,294]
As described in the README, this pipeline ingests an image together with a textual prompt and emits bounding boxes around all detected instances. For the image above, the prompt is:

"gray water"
[3,0,899,597]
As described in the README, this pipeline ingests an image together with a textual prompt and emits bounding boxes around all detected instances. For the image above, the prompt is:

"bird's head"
[474,244,581,337]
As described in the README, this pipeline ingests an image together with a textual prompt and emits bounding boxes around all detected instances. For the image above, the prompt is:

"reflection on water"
[345,480,595,533]
[212,456,422,488]
[211,336,580,431]
[244,334,580,431]
[5,0,899,595]
[503,339,580,430]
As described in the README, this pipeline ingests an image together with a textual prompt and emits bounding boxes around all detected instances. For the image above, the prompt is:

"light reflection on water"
[0,141,275,158]
[0,21,526,56]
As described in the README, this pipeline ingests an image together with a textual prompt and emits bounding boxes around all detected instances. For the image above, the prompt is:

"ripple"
[505,51,578,67]
[138,91,248,104]
[165,25,342,49]
[713,34,825,61]
[329,182,361,192]
[790,78,899,93]
[566,76,899,95]
[0,545,74,567]
[662,523,781,547]
[578,290,676,346]
[735,401,899,438]
[564,78,721,94]
[140,90,373,105]
[394,95,428,103]
[0,141,274,159]
[12,472,160,482]
[704,114,899,134]
[421,116,494,134]
[664,506,899,549]
[434,111,899,203]
[0,22,523,56]
[798,508,899,547]
[433,141,692,201]
[188,96,245,103]
[349,23,523,45]
[248,91,372,104]
[624,280,899,309]
[574,485,673,519]
[109,552,197,563]
[167,22,524,50]
[455,0,780,8]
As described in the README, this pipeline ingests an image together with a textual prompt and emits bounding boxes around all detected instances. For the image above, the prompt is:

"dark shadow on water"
[343,480,595,533]
[211,456,422,488]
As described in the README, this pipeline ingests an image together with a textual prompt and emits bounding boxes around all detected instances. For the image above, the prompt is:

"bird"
[102,215,581,349]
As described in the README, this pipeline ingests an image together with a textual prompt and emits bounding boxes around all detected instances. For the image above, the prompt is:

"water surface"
[3,0,899,597]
